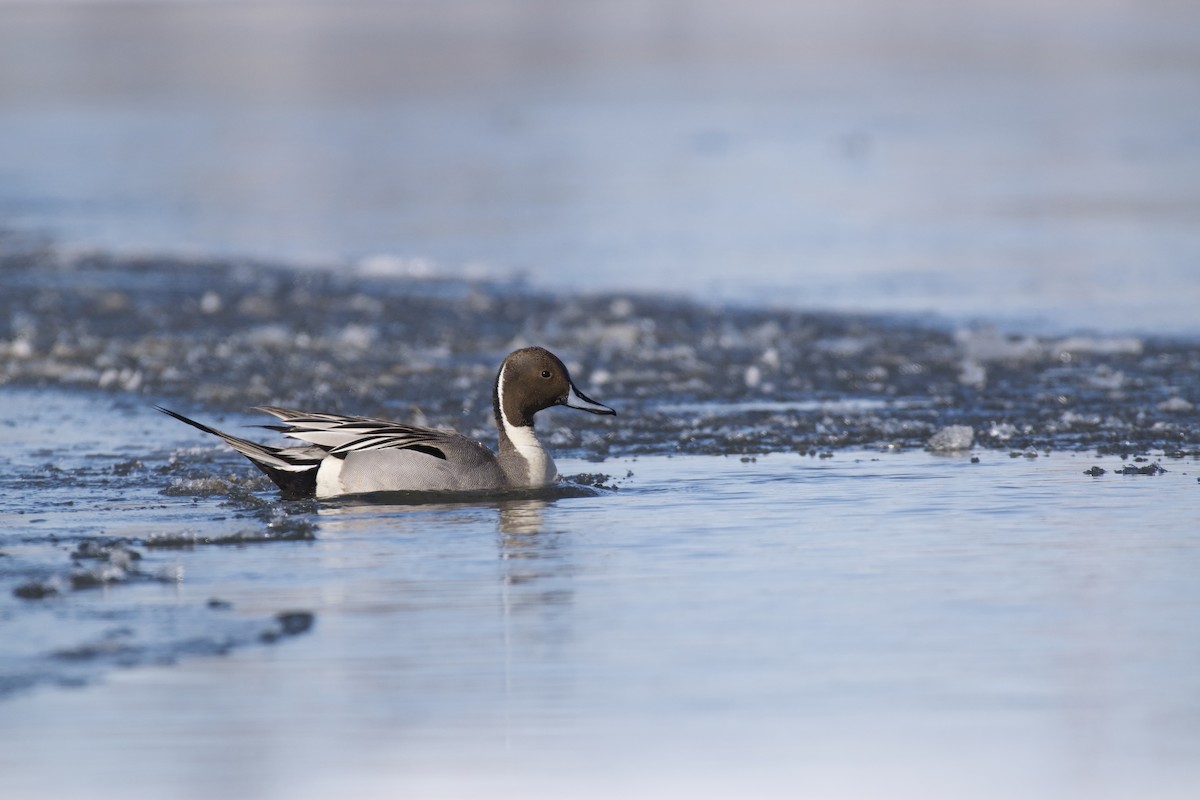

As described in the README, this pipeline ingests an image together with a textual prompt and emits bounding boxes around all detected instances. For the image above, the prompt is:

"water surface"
[1,388,1198,799]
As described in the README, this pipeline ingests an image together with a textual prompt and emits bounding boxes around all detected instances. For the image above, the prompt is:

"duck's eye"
[540,370,552,379]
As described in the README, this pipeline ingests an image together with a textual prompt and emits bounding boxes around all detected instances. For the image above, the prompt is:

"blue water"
[1,389,1198,799]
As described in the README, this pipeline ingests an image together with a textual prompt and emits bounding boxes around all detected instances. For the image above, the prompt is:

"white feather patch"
[315,457,344,498]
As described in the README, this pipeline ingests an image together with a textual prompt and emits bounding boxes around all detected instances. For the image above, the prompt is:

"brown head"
[493,346,615,431]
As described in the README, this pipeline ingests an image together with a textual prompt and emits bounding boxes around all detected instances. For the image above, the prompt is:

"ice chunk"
[1053,336,1143,357]
[354,253,437,278]
[988,422,1019,440]
[955,328,1042,363]
[1158,397,1194,412]
[928,425,974,452]
[958,359,987,388]
[199,290,222,314]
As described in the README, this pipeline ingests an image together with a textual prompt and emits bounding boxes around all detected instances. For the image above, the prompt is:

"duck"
[158,346,615,498]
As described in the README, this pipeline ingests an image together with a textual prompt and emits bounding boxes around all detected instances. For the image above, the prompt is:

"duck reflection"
[302,488,591,741]
[314,492,574,609]
[496,498,572,603]
[314,492,550,537]
[497,497,545,536]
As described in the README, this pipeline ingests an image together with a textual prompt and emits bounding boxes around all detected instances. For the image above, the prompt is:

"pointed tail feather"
[157,406,322,498]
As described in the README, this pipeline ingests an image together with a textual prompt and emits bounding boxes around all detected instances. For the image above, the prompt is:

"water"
[1,388,1198,799]
[3,2,1200,797]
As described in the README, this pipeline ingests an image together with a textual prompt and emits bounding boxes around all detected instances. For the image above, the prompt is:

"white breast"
[504,423,557,486]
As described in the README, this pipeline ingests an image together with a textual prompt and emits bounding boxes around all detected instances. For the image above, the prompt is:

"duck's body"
[159,347,615,499]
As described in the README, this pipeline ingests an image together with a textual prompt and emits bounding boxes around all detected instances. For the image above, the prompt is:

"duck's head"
[494,346,615,428]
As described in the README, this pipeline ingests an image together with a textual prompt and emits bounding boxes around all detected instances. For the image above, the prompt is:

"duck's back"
[323,434,507,496]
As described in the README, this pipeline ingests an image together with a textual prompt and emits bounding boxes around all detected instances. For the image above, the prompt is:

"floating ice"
[1053,336,1143,357]
[355,254,438,278]
[199,290,222,314]
[2,247,1198,457]
[7,336,34,359]
[955,328,1042,363]
[987,423,1019,441]
[958,359,987,388]
[928,425,974,452]
[1158,397,1194,413]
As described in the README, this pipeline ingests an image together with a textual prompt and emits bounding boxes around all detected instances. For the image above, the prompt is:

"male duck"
[159,346,615,498]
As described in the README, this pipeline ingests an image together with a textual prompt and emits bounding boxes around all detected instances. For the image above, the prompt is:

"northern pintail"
[159,346,615,498]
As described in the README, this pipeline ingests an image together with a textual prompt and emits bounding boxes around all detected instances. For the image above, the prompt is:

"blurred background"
[1,0,1198,332]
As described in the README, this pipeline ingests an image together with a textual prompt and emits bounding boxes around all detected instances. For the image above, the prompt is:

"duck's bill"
[562,383,616,415]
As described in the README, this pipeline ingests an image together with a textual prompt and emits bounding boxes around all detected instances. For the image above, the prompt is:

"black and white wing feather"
[156,406,327,498]
[256,406,450,460]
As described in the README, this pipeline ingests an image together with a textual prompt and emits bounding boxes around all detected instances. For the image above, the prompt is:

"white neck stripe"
[497,361,555,485]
